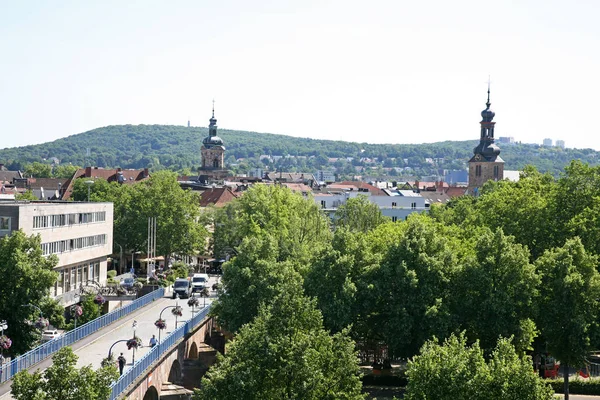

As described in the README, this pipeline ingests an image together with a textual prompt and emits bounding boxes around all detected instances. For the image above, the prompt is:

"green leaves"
[0,231,58,354]
[11,347,118,400]
[197,289,364,400]
[405,333,554,400]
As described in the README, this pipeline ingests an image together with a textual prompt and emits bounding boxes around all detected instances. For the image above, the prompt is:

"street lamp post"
[84,180,94,202]
[157,305,177,346]
[115,243,124,275]
[131,320,138,364]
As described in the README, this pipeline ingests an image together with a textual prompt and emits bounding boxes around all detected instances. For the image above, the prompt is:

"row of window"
[41,234,107,256]
[33,212,106,229]
[54,262,101,295]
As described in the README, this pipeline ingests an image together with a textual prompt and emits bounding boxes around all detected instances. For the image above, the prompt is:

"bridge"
[0,276,223,400]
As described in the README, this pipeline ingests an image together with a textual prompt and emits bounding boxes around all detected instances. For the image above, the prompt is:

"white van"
[191,273,209,293]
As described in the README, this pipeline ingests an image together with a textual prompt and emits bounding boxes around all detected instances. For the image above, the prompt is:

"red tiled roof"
[61,167,149,200]
[281,183,313,193]
[199,187,240,207]
[445,187,468,198]
[338,181,387,196]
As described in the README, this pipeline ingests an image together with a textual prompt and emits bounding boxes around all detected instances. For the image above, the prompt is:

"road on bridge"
[0,275,218,400]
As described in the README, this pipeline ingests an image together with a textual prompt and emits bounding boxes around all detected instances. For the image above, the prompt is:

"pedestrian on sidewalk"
[118,353,126,376]
[149,335,157,348]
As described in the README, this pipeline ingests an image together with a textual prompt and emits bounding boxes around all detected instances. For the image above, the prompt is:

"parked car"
[173,278,192,299]
[120,277,135,289]
[41,329,62,342]
[191,273,209,293]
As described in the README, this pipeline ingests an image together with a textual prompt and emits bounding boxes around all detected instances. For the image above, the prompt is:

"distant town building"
[314,170,335,183]
[498,136,515,144]
[468,85,504,194]
[0,201,114,307]
[543,138,553,147]
[556,140,566,149]
[249,168,264,178]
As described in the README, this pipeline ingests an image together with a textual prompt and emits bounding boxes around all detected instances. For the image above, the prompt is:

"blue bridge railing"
[0,287,165,384]
[109,304,211,400]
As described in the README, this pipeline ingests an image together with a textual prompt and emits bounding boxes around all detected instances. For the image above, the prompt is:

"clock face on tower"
[474,154,482,161]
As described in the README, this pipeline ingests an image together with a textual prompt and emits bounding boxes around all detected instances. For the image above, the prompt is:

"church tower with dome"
[468,85,504,194]
[199,104,228,180]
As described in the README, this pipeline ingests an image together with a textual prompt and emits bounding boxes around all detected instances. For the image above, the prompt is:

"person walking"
[117,353,126,376]
[149,335,157,348]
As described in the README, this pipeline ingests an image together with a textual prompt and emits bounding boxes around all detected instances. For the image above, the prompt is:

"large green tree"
[0,231,59,354]
[366,215,461,358]
[11,347,118,400]
[535,238,600,399]
[212,184,331,271]
[454,228,539,353]
[211,233,304,333]
[196,286,364,400]
[405,333,553,400]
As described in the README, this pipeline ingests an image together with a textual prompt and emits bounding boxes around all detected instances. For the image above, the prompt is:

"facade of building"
[556,140,566,149]
[199,106,228,181]
[543,138,553,147]
[468,86,504,193]
[314,170,336,183]
[0,201,114,306]
[312,183,427,222]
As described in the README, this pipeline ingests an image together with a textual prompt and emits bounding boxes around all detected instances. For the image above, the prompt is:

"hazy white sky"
[1,0,600,150]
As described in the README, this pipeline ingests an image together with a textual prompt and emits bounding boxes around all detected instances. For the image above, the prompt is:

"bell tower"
[199,101,228,181]
[468,83,504,194]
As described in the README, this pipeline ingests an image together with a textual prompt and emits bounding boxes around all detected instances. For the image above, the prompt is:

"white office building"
[0,201,114,306]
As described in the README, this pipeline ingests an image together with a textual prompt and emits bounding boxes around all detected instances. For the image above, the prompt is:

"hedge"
[548,378,600,395]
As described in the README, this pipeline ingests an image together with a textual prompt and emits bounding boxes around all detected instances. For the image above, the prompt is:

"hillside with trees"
[1,124,599,178]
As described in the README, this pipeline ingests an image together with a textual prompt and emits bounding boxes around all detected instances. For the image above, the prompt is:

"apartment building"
[0,201,113,306]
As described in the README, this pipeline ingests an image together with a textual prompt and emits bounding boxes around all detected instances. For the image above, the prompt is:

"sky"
[1,0,600,151]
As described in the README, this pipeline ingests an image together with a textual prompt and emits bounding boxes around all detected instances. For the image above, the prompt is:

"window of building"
[411,202,417,209]
[320,200,326,209]
[392,216,398,222]
[0,217,10,231]
[392,202,397,208]
[34,211,106,230]
[494,165,499,179]
[475,165,482,177]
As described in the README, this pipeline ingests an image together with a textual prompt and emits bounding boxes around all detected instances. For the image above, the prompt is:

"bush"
[548,378,600,395]
[106,278,117,284]
[107,270,117,279]
[135,278,147,284]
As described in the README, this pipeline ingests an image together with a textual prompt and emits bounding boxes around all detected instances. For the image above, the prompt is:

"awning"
[138,256,165,262]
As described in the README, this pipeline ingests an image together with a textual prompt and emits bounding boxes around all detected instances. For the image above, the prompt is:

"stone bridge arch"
[168,359,182,383]
[142,385,159,400]
[188,341,199,359]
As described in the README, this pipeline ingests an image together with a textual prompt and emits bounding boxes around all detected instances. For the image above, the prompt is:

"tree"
[211,233,305,333]
[23,162,52,178]
[196,286,365,400]
[405,333,554,400]
[15,190,38,201]
[366,215,460,359]
[305,228,377,335]
[11,347,118,400]
[454,228,539,353]
[52,164,80,179]
[333,195,385,233]
[0,231,58,354]
[535,238,600,399]
[71,178,122,203]
[212,184,331,272]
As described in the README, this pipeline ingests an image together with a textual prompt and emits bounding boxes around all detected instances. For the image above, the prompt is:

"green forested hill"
[1,124,598,176]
